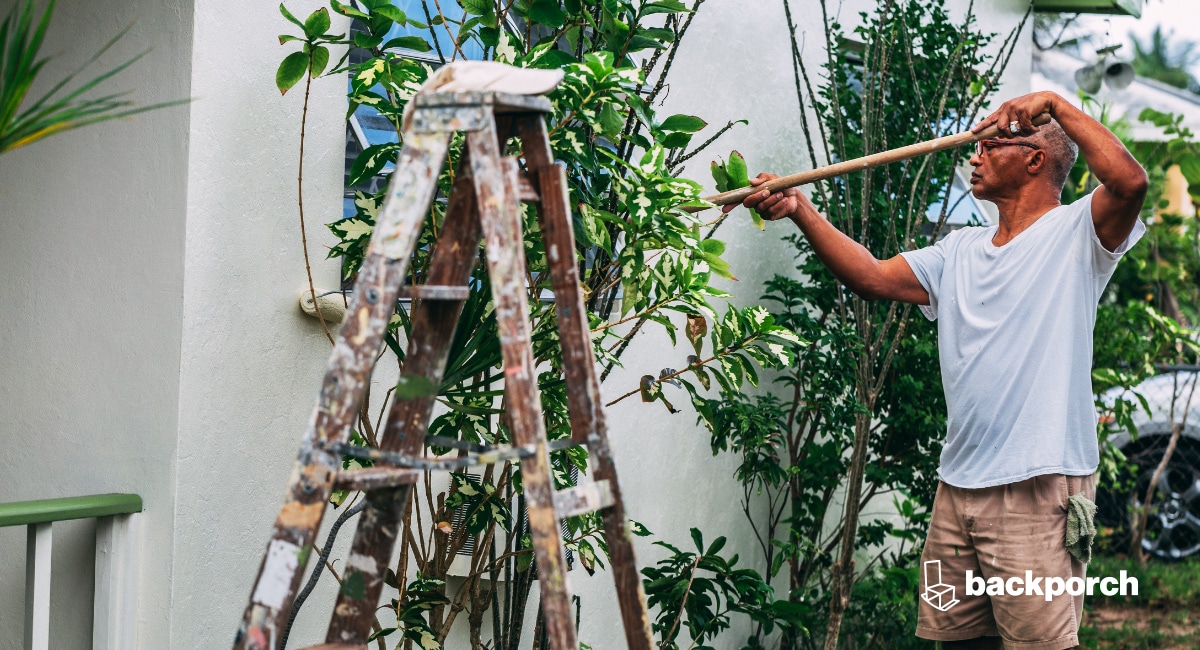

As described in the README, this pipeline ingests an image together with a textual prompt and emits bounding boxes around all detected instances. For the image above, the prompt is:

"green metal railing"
[0,493,142,528]
[2,493,142,650]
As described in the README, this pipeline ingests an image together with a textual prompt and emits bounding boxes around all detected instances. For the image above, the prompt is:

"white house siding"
[0,1,1031,648]
[0,0,194,648]
[1032,47,1200,142]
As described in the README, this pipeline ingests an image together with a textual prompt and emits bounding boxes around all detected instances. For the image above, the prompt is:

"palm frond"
[1130,26,1200,94]
[0,0,187,156]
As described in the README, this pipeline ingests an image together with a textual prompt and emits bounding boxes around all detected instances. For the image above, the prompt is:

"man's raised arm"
[973,91,1148,252]
[730,174,930,304]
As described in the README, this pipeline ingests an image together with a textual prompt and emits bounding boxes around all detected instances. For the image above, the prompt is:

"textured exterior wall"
[167,0,350,646]
[0,0,194,647]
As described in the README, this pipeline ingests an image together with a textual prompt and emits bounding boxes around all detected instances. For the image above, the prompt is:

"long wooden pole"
[691,112,1051,211]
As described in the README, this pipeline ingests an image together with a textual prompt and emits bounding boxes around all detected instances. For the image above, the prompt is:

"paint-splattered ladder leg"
[517,115,655,650]
[233,130,450,650]
[324,172,483,645]
[469,117,579,650]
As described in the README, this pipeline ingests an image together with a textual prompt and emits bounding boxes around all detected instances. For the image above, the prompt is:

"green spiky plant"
[0,0,184,155]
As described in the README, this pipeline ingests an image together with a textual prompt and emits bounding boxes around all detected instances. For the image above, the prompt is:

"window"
[924,169,989,236]
[445,468,578,578]
[343,1,495,219]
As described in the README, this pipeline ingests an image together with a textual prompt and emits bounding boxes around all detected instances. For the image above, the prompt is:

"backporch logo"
[965,569,1139,601]
[921,560,960,611]
[922,560,1140,607]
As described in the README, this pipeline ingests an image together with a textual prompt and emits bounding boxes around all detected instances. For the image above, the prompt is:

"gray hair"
[1029,119,1078,190]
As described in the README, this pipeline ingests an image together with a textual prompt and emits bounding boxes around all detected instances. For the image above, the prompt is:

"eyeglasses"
[975,139,1041,157]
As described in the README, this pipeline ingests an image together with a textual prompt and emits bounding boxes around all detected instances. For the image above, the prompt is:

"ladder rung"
[411,91,552,114]
[323,441,531,471]
[425,435,579,455]
[517,173,540,203]
[554,480,615,518]
[397,285,470,301]
[332,467,419,491]
[321,438,581,472]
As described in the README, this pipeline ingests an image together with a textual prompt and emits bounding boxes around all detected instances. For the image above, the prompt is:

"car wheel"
[1127,441,1200,561]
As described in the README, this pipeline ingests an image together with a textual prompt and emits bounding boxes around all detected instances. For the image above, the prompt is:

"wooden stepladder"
[233,88,653,650]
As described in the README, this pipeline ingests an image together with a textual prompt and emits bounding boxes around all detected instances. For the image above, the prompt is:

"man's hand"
[972,91,1060,138]
[719,173,815,223]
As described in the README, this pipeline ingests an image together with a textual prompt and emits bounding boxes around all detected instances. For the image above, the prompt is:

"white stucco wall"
[0,0,193,647]
[167,0,350,646]
[0,0,1033,647]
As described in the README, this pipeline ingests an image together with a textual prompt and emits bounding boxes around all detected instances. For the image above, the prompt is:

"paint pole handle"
[692,112,1052,211]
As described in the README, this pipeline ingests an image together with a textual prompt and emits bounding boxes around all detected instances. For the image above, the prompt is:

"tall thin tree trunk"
[823,411,873,650]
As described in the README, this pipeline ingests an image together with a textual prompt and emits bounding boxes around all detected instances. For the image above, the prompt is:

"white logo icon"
[922,560,960,611]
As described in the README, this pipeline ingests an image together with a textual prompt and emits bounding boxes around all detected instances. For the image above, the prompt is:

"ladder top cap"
[413,91,553,114]
[412,60,561,103]
[401,62,558,129]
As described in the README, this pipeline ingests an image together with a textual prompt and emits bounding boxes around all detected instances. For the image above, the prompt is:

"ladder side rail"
[234,131,452,650]
[325,171,483,644]
[469,117,579,650]
[514,117,611,446]
[517,116,655,650]
[514,116,609,444]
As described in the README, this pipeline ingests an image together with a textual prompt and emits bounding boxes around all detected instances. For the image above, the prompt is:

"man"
[730,91,1147,649]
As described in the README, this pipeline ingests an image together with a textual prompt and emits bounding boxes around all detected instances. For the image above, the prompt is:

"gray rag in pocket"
[1066,492,1097,564]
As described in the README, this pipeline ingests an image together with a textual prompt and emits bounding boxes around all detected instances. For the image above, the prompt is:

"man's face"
[968,139,1044,201]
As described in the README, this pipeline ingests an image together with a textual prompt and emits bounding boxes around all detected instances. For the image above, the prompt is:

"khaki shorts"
[916,473,1096,649]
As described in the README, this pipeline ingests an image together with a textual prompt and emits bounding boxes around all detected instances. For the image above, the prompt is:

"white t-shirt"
[900,191,1144,489]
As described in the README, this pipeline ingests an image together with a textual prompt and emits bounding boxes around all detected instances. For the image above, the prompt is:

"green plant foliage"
[1081,107,1200,325]
[276,3,345,94]
[444,473,511,534]
[711,150,764,229]
[372,573,450,649]
[0,0,186,154]
[841,562,932,649]
[642,528,797,650]
[1130,26,1200,94]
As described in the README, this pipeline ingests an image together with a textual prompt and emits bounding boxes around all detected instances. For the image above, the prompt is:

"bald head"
[1027,119,1078,190]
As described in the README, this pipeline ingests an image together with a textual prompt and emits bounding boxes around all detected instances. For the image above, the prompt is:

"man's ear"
[1027,149,1048,176]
